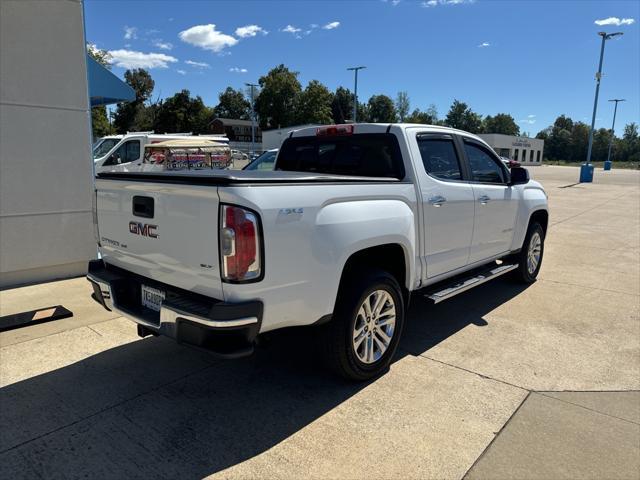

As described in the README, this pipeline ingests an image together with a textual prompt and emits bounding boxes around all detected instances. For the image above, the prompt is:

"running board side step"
[423,263,519,304]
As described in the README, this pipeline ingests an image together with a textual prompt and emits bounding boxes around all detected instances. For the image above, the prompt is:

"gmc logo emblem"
[129,221,158,238]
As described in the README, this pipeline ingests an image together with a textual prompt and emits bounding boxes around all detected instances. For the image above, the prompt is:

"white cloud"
[478,42,490,47]
[519,115,537,125]
[153,40,173,50]
[124,26,138,40]
[185,60,211,68]
[229,67,248,73]
[235,25,268,38]
[323,21,340,30]
[594,17,635,26]
[281,25,302,34]
[177,69,187,75]
[310,23,319,29]
[422,0,473,6]
[107,49,178,69]
[179,24,238,52]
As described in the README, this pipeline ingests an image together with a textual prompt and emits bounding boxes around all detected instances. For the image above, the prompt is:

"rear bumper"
[87,260,262,358]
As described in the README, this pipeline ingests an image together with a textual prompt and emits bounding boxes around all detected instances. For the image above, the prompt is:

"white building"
[262,124,320,151]
[0,0,132,288]
[478,134,544,165]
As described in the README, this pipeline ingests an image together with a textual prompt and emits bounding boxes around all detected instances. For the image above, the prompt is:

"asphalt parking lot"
[1,165,638,479]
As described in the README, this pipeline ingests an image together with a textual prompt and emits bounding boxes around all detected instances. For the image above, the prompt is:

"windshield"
[244,151,277,170]
[93,138,120,159]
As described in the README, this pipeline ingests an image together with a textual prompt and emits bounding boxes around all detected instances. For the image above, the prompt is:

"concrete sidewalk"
[1,166,638,479]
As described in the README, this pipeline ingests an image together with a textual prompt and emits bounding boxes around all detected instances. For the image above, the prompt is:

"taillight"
[316,124,354,137]
[220,205,262,282]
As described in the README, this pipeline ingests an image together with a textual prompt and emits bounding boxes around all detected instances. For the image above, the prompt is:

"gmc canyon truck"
[88,123,548,380]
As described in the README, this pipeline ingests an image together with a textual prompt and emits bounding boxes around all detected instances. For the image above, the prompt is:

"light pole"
[245,82,258,156]
[581,31,623,183]
[347,66,366,123]
[604,98,625,171]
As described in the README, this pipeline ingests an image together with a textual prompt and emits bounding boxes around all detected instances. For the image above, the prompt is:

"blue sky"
[85,0,639,134]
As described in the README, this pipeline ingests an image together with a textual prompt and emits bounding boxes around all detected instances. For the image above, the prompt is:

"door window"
[103,140,141,166]
[464,142,506,184]
[417,137,462,181]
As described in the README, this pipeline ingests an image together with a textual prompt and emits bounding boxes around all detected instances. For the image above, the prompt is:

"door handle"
[478,195,490,204]
[428,195,447,207]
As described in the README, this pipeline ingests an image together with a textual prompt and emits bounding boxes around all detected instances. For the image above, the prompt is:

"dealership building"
[478,134,544,165]
[1,0,133,288]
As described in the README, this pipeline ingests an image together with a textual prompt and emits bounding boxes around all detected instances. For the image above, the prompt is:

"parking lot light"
[581,31,623,183]
[604,99,625,171]
[347,66,366,123]
[245,82,258,156]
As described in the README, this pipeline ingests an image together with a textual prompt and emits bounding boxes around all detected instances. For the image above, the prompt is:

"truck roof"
[290,123,485,143]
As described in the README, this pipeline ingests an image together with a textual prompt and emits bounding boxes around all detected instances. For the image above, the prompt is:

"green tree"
[395,91,410,122]
[542,115,575,160]
[113,69,155,132]
[444,99,482,133]
[86,45,115,138]
[153,89,210,134]
[569,122,590,162]
[255,64,302,129]
[482,113,520,135]
[331,86,354,124]
[617,123,639,162]
[367,94,397,123]
[295,80,333,125]
[213,87,251,120]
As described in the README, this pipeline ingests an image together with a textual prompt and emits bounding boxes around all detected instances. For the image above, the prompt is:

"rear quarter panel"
[219,182,418,332]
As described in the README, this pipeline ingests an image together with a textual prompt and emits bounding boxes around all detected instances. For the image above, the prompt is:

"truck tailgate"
[95,179,224,299]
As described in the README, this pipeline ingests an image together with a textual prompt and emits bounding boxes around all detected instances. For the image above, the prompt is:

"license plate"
[141,285,165,312]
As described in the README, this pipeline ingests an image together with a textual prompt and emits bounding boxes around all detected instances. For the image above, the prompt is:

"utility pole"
[581,31,623,182]
[347,66,366,123]
[245,82,258,156]
[604,98,625,170]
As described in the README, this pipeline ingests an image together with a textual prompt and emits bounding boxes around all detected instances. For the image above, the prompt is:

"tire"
[322,268,405,381]
[512,222,545,283]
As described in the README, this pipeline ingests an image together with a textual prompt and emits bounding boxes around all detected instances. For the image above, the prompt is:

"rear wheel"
[323,269,405,381]
[512,222,544,283]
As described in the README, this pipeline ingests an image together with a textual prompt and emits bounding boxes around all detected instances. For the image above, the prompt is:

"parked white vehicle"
[243,148,278,171]
[88,123,548,380]
[93,132,229,174]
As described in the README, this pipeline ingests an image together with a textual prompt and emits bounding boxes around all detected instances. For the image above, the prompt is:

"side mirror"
[509,166,530,185]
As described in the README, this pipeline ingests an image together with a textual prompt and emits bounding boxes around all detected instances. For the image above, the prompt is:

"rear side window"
[277,134,404,179]
[464,142,506,184]
[417,137,462,181]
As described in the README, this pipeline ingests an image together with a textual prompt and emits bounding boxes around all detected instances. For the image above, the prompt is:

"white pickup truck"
[88,123,548,380]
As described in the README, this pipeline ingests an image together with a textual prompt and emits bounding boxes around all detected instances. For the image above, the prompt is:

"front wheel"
[512,222,545,283]
[322,269,405,381]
